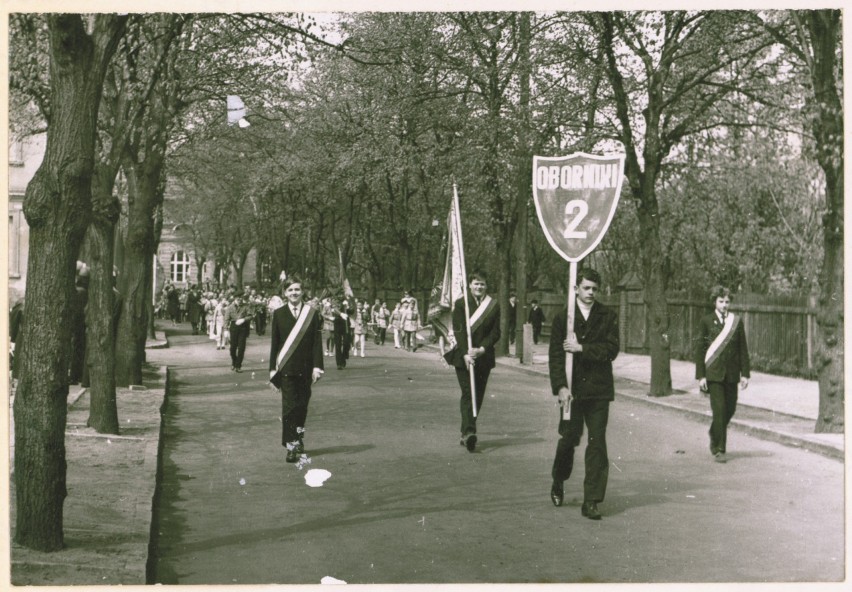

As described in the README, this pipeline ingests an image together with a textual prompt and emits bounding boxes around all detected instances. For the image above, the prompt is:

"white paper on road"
[320,575,347,584]
[305,468,332,487]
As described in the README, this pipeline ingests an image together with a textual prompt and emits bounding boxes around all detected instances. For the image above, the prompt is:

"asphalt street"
[148,327,845,585]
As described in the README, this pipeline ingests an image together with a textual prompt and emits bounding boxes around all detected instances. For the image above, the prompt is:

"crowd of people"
[155,280,428,374]
[317,290,424,370]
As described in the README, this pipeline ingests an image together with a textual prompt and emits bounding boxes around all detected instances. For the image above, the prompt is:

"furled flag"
[427,197,465,351]
[338,246,355,299]
[227,95,250,127]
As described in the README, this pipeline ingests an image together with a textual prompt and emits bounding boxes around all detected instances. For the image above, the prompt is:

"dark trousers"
[229,323,249,369]
[375,327,386,345]
[708,381,738,453]
[334,332,348,368]
[456,365,491,436]
[532,324,542,344]
[280,374,312,446]
[551,398,610,504]
[256,311,267,335]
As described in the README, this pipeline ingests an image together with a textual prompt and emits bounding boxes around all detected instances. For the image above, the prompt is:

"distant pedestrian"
[390,303,402,348]
[187,285,203,335]
[333,305,349,370]
[548,268,619,521]
[373,302,389,345]
[269,276,324,463]
[528,299,545,344]
[224,292,252,372]
[69,263,89,385]
[353,302,367,358]
[695,285,750,464]
[403,302,419,352]
[166,284,179,325]
[507,293,517,345]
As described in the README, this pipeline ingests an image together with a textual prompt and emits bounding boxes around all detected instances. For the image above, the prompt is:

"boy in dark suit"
[445,271,501,453]
[548,268,619,520]
[528,299,546,344]
[695,285,750,463]
[269,277,325,463]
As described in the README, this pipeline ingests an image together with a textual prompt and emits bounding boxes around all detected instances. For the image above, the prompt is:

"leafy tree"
[588,11,773,396]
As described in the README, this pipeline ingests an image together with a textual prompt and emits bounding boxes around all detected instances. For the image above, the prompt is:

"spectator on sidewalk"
[528,299,545,344]
[548,268,619,521]
[507,293,517,345]
[695,285,750,464]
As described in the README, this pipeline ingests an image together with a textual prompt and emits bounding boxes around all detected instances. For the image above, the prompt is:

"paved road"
[148,328,844,585]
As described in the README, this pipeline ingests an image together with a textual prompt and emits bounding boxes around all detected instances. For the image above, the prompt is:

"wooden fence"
[531,289,818,379]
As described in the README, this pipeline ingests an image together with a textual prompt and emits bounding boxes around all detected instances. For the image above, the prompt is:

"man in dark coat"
[269,277,324,463]
[548,268,619,520]
[445,271,501,453]
[695,285,750,463]
[528,299,546,344]
[187,285,204,335]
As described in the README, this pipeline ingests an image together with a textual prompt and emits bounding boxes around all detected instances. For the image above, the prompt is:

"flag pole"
[452,183,478,418]
[563,262,577,420]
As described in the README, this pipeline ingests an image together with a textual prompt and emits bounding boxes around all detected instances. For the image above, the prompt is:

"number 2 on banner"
[562,199,588,239]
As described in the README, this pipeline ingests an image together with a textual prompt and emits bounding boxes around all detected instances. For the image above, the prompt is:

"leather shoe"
[581,501,602,520]
[286,448,299,463]
[550,481,564,507]
[714,451,727,463]
[464,433,477,452]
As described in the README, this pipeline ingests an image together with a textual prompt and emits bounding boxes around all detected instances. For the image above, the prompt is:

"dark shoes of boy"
[459,433,477,453]
[286,441,304,463]
[550,480,564,507]
[581,501,602,520]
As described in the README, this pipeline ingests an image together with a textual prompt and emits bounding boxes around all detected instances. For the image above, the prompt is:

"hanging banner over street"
[532,152,626,262]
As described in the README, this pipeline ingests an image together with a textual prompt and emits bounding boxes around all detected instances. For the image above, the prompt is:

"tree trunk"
[83,176,120,433]
[115,159,161,386]
[14,14,126,552]
[807,10,844,433]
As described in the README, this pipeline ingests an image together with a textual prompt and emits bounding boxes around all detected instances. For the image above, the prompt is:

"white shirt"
[577,300,592,320]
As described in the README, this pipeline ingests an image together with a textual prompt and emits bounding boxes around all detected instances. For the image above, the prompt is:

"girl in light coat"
[390,303,402,348]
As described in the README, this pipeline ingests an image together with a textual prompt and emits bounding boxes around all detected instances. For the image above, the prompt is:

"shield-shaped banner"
[532,152,626,262]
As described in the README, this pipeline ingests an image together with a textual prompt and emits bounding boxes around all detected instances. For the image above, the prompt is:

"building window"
[170,250,190,284]
[8,213,20,277]
[9,138,24,166]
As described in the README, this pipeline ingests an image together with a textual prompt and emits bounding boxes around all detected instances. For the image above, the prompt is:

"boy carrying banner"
[269,277,325,463]
[695,285,750,463]
[445,271,501,453]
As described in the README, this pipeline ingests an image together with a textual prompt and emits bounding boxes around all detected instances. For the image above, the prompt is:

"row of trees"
[9,10,842,552]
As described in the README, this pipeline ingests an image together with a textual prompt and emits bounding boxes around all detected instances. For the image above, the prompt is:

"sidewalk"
[9,331,169,586]
[493,342,844,460]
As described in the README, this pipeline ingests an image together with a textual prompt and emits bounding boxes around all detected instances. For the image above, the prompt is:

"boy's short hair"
[468,270,488,284]
[576,268,602,286]
[710,285,732,301]
[281,276,303,291]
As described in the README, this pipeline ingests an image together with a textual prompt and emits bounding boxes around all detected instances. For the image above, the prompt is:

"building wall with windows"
[8,133,45,300]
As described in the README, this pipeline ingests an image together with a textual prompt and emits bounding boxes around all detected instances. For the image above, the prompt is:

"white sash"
[270,305,313,379]
[705,313,736,366]
[468,295,493,328]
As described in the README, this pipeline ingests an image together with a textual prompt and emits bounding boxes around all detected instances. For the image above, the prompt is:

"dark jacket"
[528,306,545,327]
[446,295,501,370]
[269,304,324,387]
[694,312,750,383]
[548,302,619,400]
